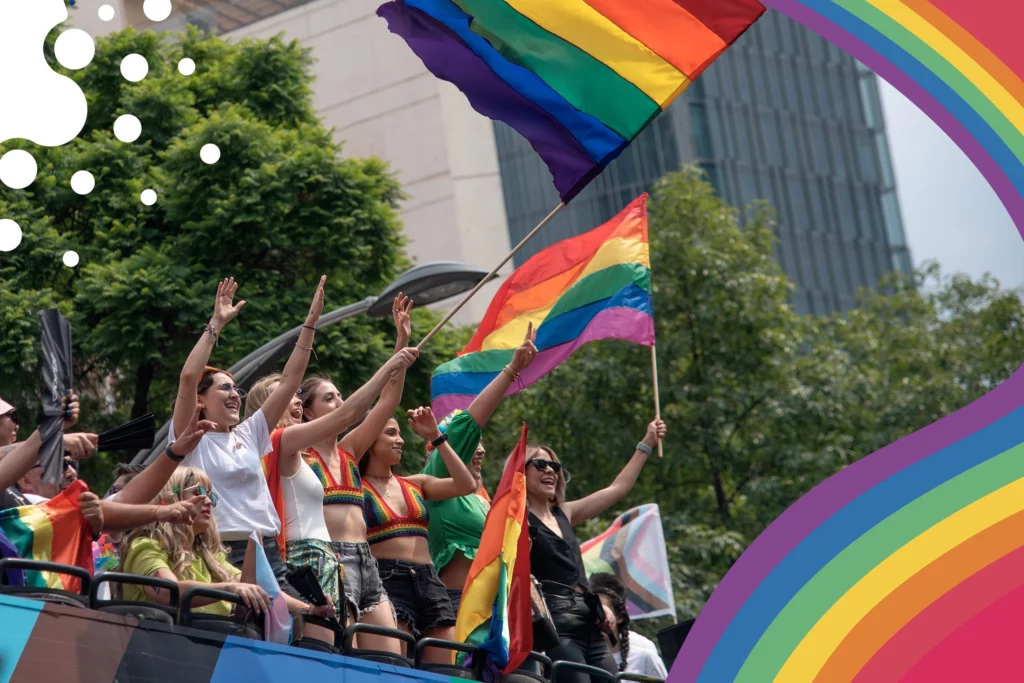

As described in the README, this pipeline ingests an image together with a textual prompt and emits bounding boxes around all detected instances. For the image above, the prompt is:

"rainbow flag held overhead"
[582,504,676,621]
[0,480,94,592]
[432,194,653,417]
[454,424,532,674]
[377,0,765,202]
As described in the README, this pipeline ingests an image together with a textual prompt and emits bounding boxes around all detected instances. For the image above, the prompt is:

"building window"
[881,191,907,247]
[690,103,714,159]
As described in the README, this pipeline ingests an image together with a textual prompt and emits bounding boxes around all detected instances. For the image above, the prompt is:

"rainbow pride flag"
[376,0,764,202]
[454,424,532,673]
[0,480,94,592]
[582,504,676,621]
[432,195,653,417]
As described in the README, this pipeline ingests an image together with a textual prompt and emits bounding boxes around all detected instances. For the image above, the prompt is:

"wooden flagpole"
[417,201,567,350]
[651,345,663,459]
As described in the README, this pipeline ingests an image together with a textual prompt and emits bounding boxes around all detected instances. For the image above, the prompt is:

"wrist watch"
[431,433,449,449]
[165,442,185,463]
[635,442,653,455]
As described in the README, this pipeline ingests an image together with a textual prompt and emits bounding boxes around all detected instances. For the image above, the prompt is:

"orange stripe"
[814,507,1024,683]
[581,0,726,76]
[902,0,1024,110]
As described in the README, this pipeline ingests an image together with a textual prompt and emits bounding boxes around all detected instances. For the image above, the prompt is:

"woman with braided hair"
[590,573,669,679]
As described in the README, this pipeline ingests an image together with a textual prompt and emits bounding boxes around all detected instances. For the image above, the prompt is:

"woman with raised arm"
[522,419,667,683]
[115,276,331,619]
[410,324,538,614]
[241,339,419,646]
[359,403,477,661]
[292,294,415,653]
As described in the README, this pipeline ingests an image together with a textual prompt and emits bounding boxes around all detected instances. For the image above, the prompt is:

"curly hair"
[122,467,234,584]
[591,573,630,672]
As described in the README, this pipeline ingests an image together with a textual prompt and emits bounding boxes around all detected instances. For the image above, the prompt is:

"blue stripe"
[697,402,1024,682]
[404,0,624,165]
[0,594,43,683]
[535,283,651,349]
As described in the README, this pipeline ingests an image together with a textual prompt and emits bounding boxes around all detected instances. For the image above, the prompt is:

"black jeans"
[377,559,456,639]
[543,586,616,683]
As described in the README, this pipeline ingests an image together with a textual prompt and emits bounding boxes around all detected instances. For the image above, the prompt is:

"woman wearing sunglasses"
[522,418,667,683]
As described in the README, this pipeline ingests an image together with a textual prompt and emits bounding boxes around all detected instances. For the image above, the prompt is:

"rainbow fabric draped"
[432,195,653,417]
[0,480,94,592]
[454,424,532,673]
[376,0,765,201]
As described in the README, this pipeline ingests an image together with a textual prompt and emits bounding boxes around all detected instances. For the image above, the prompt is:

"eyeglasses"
[174,484,219,506]
[526,458,571,484]
[214,383,247,399]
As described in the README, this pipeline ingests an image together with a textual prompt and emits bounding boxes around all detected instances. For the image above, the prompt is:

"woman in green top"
[410,325,539,613]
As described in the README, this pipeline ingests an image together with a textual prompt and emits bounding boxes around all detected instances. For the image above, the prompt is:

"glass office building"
[494,10,913,315]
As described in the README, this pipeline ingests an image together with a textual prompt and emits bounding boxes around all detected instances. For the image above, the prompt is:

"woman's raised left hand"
[407,406,441,441]
[393,293,413,346]
[642,419,667,448]
[305,275,327,325]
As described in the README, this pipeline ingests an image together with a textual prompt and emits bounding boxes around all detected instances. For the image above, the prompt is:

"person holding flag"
[524,419,666,682]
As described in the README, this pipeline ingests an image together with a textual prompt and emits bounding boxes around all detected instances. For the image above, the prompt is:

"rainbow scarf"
[377,0,764,201]
[432,195,654,417]
[0,480,94,592]
[454,424,532,673]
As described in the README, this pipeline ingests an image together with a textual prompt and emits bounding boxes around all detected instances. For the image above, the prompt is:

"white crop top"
[281,459,332,543]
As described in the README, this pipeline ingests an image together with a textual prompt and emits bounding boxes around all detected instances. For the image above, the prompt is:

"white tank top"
[281,459,332,543]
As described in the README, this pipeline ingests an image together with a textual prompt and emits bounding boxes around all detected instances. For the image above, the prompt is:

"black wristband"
[431,433,448,449]
[165,442,185,463]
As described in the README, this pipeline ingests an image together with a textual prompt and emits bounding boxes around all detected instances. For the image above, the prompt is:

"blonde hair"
[244,373,291,428]
[511,444,567,507]
[122,467,234,583]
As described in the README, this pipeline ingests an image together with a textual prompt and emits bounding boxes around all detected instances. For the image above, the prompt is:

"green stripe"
[547,263,650,320]
[734,441,1024,680]
[838,0,1024,165]
[0,509,47,588]
[452,0,658,139]
[436,348,515,376]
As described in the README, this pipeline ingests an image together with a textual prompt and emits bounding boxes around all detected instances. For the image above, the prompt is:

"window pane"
[856,132,878,183]
[690,103,713,159]
[762,114,784,166]
[834,182,857,238]
[874,133,895,187]
[810,121,829,175]
[881,191,906,247]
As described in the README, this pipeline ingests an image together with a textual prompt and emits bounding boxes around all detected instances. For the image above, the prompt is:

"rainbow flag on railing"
[454,424,532,674]
[432,195,653,417]
[582,504,676,621]
[0,480,94,592]
[377,0,764,202]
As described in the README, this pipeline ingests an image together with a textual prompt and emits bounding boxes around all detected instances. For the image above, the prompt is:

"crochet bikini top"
[362,476,429,544]
[304,446,364,507]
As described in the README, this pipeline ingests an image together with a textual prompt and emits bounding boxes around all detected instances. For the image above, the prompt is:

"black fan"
[97,414,157,452]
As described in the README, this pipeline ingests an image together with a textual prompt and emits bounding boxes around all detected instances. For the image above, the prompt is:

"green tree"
[0,27,464,489]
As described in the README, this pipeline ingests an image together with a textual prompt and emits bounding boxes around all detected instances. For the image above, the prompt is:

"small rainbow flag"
[454,424,532,674]
[432,195,653,417]
[0,480,94,592]
[377,0,764,201]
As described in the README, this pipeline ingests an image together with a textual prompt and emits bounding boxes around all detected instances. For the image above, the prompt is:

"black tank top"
[528,507,590,591]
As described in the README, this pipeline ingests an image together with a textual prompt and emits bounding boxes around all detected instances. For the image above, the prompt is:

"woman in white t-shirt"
[592,573,670,680]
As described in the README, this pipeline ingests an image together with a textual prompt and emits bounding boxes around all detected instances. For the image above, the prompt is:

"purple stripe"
[431,307,654,417]
[671,5,1024,679]
[377,1,596,201]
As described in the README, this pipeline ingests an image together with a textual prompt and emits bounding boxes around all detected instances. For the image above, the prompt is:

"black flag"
[37,309,73,485]
[98,413,157,452]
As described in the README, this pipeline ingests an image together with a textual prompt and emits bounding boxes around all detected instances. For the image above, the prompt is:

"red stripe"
[930,0,1024,79]
[852,543,1024,683]
[668,0,766,45]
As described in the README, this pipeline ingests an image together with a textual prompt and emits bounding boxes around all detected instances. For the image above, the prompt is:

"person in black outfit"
[523,418,667,683]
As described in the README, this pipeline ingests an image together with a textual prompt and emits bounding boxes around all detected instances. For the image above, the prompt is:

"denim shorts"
[333,541,389,619]
[223,538,300,599]
[377,559,456,639]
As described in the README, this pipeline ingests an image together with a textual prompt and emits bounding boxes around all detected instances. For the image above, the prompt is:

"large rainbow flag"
[454,424,532,674]
[0,480,94,592]
[431,195,654,417]
[582,504,676,621]
[376,0,765,202]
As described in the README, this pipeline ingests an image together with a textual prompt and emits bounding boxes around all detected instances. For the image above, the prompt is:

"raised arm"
[0,430,42,492]
[258,276,326,430]
[405,407,477,501]
[563,419,666,526]
[467,323,537,427]
[340,295,413,456]
[279,347,420,456]
[173,278,246,439]
[96,496,204,532]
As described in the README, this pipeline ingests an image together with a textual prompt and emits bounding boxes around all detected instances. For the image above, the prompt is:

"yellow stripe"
[501,0,688,107]
[480,237,650,351]
[774,474,1024,682]
[862,0,1024,135]
[19,505,62,590]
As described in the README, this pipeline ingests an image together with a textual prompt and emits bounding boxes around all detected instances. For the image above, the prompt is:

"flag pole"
[651,344,663,459]
[417,201,567,349]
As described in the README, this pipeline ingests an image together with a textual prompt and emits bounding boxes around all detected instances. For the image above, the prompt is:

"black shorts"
[377,559,456,638]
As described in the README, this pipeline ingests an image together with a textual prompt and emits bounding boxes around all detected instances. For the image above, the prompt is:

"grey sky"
[878,80,1023,291]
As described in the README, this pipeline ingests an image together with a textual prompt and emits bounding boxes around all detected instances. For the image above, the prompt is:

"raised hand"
[170,405,217,458]
[63,432,98,461]
[62,393,80,430]
[407,406,441,441]
[156,496,204,525]
[509,322,539,374]
[387,347,420,372]
[79,492,104,534]
[306,275,327,325]
[393,293,413,345]
[642,419,667,448]
[213,277,246,327]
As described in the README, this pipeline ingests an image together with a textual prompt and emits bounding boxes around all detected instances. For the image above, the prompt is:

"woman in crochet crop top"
[359,406,477,660]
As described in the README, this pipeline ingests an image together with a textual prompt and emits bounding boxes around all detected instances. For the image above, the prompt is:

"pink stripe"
[432,307,654,416]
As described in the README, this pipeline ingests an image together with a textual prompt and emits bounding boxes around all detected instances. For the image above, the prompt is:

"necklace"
[366,473,395,497]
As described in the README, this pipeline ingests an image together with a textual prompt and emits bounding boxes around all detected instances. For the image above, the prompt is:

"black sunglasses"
[527,459,562,475]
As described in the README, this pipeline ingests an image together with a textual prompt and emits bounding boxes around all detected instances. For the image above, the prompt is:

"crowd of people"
[0,276,669,681]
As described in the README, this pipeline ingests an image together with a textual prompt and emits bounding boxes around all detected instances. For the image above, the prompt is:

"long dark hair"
[591,573,630,672]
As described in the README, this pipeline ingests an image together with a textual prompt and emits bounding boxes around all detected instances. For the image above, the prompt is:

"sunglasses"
[173,484,219,506]
[527,459,563,475]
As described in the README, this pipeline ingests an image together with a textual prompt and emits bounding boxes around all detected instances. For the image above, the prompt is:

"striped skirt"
[285,538,343,619]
